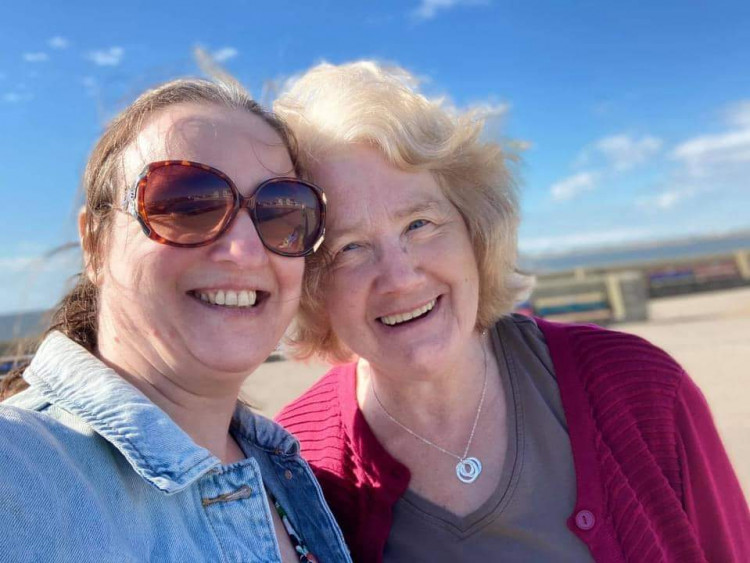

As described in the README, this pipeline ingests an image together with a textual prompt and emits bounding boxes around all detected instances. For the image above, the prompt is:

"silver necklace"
[369,344,488,484]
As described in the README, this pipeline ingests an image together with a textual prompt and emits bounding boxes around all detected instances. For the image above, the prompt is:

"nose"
[207,211,270,268]
[373,242,424,296]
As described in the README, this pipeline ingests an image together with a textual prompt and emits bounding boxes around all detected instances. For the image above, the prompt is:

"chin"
[190,342,269,377]
[201,357,264,378]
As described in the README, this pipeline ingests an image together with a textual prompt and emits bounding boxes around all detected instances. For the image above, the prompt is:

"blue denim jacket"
[0,332,351,562]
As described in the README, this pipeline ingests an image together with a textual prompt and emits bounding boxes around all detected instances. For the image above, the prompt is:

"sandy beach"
[244,286,750,499]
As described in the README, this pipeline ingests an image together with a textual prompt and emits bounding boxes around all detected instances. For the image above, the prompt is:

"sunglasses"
[122,160,326,257]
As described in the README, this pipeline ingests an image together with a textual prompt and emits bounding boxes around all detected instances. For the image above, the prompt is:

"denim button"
[284,469,293,480]
[575,510,595,530]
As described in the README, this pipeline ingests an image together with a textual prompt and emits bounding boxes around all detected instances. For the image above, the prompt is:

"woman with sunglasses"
[0,79,349,562]
[274,61,750,562]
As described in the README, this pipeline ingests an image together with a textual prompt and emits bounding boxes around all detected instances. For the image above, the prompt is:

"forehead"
[122,103,294,188]
[313,145,452,231]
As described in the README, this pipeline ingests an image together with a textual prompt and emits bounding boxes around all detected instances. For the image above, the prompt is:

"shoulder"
[536,316,669,354]
[0,405,133,558]
[0,393,118,498]
[0,405,90,528]
[534,319,689,454]
[276,364,350,431]
[0,400,77,453]
[0,402,102,477]
[536,317,685,385]
[276,363,356,471]
[536,321,693,498]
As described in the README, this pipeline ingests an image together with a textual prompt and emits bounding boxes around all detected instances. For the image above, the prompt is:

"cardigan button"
[575,510,596,530]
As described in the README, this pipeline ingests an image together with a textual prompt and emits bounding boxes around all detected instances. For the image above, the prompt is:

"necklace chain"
[370,342,488,463]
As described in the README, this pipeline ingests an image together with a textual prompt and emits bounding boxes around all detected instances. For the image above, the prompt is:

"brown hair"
[0,78,297,400]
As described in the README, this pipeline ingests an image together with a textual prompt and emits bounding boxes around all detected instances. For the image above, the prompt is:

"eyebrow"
[393,199,448,220]
[327,198,450,241]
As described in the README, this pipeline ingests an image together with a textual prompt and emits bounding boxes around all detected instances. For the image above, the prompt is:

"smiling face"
[95,103,303,389]
[314,144,481,375]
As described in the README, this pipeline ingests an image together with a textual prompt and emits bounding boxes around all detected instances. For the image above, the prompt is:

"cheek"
[102,236,178,312]
[130,248,168,289]
[322,278,342,318]
[103,222,153,283]
[324,271,368,333]
[273,256,305,298]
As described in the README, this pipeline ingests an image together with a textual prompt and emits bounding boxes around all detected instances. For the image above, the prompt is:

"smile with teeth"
[379,299,436,326]
[193,289,258,308]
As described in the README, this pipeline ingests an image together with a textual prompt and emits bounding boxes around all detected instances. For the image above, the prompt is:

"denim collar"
[25,332,299,494]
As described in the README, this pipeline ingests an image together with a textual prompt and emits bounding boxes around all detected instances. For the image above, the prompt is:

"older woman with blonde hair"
[275,61,749,562]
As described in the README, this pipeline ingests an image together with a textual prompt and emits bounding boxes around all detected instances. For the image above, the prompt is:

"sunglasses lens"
[254,180,323,256]
[142,165,234,245]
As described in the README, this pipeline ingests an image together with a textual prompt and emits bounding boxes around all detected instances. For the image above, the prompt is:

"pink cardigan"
[277,320,750,562]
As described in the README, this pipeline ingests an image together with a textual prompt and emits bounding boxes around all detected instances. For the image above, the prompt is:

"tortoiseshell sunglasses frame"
[121,160,327,257]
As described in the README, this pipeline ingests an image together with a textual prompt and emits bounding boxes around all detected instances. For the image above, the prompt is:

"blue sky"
[2,0,749,314]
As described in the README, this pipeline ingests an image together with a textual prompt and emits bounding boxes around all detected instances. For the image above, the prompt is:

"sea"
[520,231,750,273]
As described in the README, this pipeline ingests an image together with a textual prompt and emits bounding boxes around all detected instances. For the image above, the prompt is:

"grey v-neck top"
[383,315,593,561]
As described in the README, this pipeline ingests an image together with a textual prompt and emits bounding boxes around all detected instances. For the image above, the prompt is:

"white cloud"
[412,0,490,21]
[550,171,598,201]
[0,246,79,282]
[520,227,655,254]
[636,188,695,211]
[639,101,750,216]
[468,100,520,145]
[87,47,124,67]
[48,36,69,50]
[23,52,49,63]
[212,47,238,63]
[670,99,750,181]
[0,249,81,315]
[577,133,662,172]
[670,108,750,189]
[650,191,682,209]
[593,134,662,171]
[0,257,35,272]
[724,99,750,128]
[470,101,509,120]
[672,129,750,168]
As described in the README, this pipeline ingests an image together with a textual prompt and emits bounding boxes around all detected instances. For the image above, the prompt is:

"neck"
[97,326,245,465]
[357,331,496,434]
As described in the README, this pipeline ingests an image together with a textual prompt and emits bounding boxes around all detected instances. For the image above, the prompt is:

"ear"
[78,206,98,285]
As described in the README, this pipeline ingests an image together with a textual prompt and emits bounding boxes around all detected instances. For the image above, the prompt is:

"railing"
[522,270,648,324]
[522,249,750,325]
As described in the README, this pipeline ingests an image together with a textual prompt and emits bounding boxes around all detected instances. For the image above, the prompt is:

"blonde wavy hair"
[275,60,530,363]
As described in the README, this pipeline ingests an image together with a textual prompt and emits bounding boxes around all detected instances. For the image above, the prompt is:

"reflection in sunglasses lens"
[144,166,234,244]
[255,181,321,254]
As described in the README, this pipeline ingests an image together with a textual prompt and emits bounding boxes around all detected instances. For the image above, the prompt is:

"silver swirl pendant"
[455,457,482,484]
